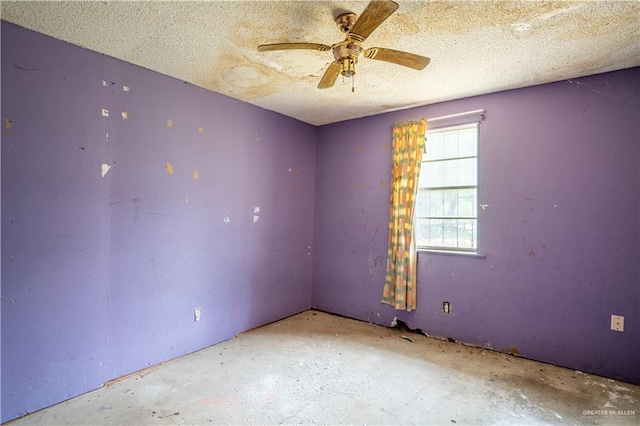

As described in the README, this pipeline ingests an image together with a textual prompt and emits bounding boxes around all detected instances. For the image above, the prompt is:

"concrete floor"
[7,310,639,425]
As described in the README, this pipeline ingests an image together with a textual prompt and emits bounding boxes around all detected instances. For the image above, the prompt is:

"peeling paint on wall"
[167,119,174,128]
[253,206,261,223]
[480,204,491,210]
[192,169,199,180]
[3,119,13,136]
[101,164,111,177]
[165,162,174,175]
[101,109,109,117]
[121,111,129,120]
[122,85,130,92]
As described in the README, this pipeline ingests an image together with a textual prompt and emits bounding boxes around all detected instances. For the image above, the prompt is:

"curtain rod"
[426,109,485,122]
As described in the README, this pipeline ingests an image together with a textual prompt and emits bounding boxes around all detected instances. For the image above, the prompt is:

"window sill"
[418,249,487,258]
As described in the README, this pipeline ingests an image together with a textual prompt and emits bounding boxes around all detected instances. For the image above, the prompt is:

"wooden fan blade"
[349,0,399,42]
[257,43,332,52]
[318,62,341,89]
[364,47,430,70]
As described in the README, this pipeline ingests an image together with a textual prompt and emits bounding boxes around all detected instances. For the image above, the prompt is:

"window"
[416,122,478,252]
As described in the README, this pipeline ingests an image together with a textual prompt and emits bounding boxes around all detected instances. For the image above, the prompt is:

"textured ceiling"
[2,1,639,125]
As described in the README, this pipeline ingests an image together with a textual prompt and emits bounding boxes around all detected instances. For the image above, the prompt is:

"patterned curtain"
[381,119,426,311]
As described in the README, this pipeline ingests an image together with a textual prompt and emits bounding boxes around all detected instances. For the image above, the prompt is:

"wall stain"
[14,63,57,72]
[165,162,174,175]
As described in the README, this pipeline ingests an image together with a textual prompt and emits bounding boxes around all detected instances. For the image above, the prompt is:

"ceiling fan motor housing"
[333,41,362,77]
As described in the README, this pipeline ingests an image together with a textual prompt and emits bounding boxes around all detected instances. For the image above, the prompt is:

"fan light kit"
[257,0,430,92]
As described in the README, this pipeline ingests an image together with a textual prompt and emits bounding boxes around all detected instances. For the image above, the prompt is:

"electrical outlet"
[442,301,451,314]
[194,307,202,322]
[611,315,624,332]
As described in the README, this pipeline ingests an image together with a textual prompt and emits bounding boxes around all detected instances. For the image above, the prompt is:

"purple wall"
[313,68,640,384]
[2,19,639,424]
[1,22,316,422]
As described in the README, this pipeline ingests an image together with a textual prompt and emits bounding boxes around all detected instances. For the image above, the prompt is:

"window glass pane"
[457,188,477,217]
[417,188,477,218]
[426,132,445,161]
[457,128,477,157]
[416,218,477,249]
[431,190,445,217]
[425,127,477,161]
[420,158,476,187]
[415,191,430,217]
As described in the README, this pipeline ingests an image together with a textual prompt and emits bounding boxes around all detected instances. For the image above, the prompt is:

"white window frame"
[416,110,484,254]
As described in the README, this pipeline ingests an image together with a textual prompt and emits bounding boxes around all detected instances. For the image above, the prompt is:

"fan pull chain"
[352,74,355,93]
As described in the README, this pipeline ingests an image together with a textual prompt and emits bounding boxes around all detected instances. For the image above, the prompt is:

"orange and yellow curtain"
[381,119,426,311]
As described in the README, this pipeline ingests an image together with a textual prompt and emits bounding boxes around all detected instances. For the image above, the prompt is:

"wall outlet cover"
[611,314,624,332]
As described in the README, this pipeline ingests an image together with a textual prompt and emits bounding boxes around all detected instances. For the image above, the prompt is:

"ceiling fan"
[257,0,430,91]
